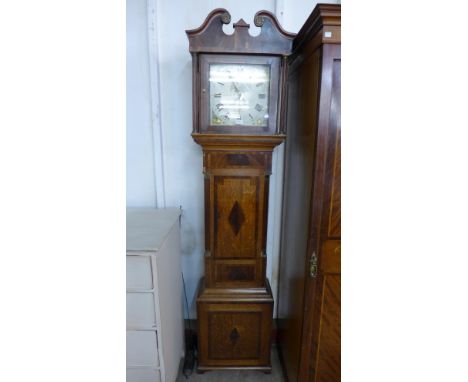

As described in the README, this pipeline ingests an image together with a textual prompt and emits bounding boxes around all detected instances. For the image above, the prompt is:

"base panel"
[196,278,274,370]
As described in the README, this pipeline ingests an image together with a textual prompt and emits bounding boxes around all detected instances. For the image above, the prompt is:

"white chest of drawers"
[127,208,184,382]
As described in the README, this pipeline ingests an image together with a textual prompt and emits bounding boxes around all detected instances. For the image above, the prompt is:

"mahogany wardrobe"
[277,4,341,382]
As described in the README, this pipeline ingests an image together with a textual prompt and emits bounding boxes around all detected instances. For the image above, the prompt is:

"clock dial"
[209,64,270,126]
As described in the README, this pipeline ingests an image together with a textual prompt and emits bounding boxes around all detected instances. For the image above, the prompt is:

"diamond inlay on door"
[214,176,258,258]
[228,201,245,236]
[229,327,240,343]
[206,310,263,361]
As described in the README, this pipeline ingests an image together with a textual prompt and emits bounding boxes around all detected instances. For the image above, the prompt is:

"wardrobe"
[277,4,341,382]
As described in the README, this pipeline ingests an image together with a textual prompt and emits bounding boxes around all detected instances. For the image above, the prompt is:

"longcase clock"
[186,9,295,373]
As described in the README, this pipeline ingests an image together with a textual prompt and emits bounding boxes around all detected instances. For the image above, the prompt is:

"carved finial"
[233,18,250,28]
[221,11,231,24]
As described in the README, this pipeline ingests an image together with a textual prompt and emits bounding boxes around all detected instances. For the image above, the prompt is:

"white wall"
[127,0,339,318]
[126,0,157,206]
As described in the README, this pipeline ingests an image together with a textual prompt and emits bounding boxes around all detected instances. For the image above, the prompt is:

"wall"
[126,0,156,206]
[126,0,340,318]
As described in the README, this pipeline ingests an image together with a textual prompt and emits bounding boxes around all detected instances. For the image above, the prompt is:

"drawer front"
[198,302,272,367]
[126,368,161,382]
[127,256,153,290]
[127,293,156,328]
[126,330,159,366]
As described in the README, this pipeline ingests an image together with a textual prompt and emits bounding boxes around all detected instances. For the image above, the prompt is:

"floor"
[176,346,285,382]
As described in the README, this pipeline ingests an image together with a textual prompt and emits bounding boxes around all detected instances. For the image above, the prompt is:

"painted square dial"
[209,64,270,126]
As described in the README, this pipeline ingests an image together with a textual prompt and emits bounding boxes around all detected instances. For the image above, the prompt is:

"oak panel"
[213,259,260,288]
[216,264,256,283]
[206,151,271,172]
[214,176,258,259]
[198,301,272,367]
[208,312,261,360]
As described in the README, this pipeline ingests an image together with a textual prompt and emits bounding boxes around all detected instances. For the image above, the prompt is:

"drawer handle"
[229,328,240,343]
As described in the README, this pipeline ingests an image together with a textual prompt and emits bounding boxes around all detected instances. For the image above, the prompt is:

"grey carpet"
[176,346,285,382]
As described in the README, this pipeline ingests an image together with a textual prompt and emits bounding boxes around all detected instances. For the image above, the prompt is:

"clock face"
[209,64,270,126]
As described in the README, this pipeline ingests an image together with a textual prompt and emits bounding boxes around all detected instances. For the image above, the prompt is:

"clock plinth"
[196,278,274,372]
[186,9,295,372]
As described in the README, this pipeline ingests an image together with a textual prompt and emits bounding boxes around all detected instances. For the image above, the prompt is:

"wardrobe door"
[277,5,341,381]
[277,47,322,382]
[302,44,341,382]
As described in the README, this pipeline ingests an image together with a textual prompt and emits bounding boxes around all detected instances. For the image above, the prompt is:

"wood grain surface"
[276,4,341,382]
[187,8,295,373]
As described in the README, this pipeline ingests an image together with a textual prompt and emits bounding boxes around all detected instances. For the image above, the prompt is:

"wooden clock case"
[186,9,295,372]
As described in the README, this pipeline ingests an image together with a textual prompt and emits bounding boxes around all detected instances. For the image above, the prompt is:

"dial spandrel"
[209,64,270,127]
